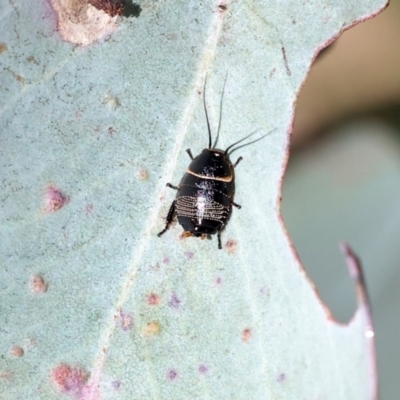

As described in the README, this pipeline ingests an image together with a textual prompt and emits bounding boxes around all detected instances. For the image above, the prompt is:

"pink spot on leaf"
[242,328,252,342]
[225,239,237,253]
[167,369,178,381]
[215,276,222,285]
[198,364,209,375]
[147,293,160,306]
[45,186,69,212]
[51,364,89,397]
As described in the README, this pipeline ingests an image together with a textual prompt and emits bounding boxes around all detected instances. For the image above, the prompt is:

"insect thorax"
[186,149,233,182]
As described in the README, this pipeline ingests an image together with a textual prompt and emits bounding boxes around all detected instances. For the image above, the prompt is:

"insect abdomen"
[176,195,228,221]
[175,176,232,235]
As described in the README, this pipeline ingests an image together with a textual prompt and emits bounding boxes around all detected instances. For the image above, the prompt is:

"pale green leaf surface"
[0,0,386,399]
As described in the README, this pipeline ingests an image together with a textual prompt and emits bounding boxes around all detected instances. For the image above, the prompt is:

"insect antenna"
[212,74,228,149]
[203,75,213,149]
[225,129,275,156]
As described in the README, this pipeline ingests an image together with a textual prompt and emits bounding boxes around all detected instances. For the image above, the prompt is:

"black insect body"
[158,77,265,249]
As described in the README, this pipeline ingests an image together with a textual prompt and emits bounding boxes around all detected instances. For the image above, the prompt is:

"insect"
[158,76,267,249]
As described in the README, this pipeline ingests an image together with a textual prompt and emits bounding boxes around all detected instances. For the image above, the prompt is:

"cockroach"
[158,77,268,249]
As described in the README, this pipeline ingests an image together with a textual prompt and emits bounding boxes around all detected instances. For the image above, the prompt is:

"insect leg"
[231,201,241,209]
[166,183,179,190]
[186,149,194,160]
[233,156,243,168]
[217,229,222,249]
[157,200,176,237]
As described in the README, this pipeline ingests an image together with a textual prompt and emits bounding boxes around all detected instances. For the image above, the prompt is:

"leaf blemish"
[225,239,237,253]
[30,275,48,294]
[48,0,118,47]
[218,3,227,12]
[119,310,133,331]
[185,251,194,260]
[10,345,24,357]
[137,168,149,181]
[166,369,178,381]
[14,73,26,85]
[277,373,286,382]
[27,55,39,64]
[103,93,121,109]
[259,287,270,296]
[198,364,209,375]
[112,380,121,389]
[169,292,180,309]
[44,186,69,212]
[0,42,7,54]
[51,364,89,397]
[281,46,292,76]
[215,276,222,285]
[0,371,12,381]
[147,292,160,306]
[143,320,161,336]
[242,328,252,342]
[85,203,94,215]
[150,263,160,271]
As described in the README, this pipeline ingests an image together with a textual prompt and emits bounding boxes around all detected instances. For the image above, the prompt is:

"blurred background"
[281,1,400,398]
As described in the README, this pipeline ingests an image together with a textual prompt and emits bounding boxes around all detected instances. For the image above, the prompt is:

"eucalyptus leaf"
[0,0,386,398]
